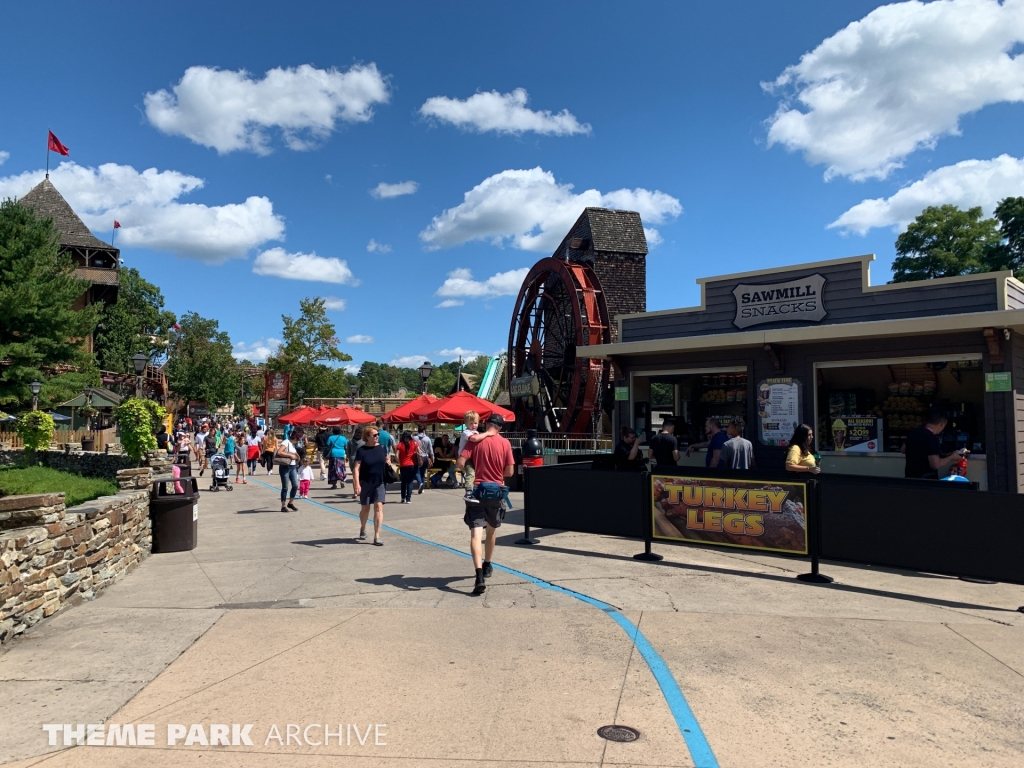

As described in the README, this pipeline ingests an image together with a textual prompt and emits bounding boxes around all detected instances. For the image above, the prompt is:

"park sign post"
[264,372,291,419]
[652,474,809,555]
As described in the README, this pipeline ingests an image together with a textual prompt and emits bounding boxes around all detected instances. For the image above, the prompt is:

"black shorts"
[464,498,504,529]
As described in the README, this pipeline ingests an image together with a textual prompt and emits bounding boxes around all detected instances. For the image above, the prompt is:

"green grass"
[0,466,119,507]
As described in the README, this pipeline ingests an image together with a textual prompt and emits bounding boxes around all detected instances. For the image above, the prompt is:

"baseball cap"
[485,414,506,428]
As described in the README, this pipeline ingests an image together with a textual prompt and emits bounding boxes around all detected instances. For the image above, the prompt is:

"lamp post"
[29,379,42,411]
[297,390,305,407]
[132,352,149,399]
[349,384,358,405]
[418,361,433,394]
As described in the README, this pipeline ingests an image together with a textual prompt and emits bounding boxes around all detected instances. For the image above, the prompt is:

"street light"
[297,390,305,406]
[29,379,42,411]
[132,352,149,398]
[418,361,433,394]
[349,384,358,404]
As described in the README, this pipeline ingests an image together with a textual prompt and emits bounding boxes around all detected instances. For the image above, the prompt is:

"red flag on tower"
[113,221,121,229]
[47,131,69,156]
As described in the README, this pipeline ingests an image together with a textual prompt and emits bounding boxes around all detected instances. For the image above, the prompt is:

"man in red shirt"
[457,414,514,595]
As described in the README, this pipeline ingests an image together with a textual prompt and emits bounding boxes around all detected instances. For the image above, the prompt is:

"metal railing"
[0,429,112,450]
[501,431,612,454]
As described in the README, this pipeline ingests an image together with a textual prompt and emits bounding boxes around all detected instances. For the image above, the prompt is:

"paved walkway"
[1,469,1022,767]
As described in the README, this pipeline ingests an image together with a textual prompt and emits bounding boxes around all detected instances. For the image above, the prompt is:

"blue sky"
[2,0,1023,369]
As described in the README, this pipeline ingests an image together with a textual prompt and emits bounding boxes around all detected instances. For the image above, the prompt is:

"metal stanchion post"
[634,472,663,561]
[797,478,833,584]
[515,467,538,545]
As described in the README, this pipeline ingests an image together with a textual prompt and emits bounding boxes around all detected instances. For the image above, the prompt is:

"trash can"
[174,452,192,477]
[150,477,199,553]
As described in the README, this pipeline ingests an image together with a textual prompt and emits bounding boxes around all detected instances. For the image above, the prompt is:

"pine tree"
[0,199,100,408]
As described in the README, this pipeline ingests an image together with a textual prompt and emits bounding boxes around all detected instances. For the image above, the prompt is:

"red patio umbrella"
[278,406,319,424]
[380,393,439,424]
[315,405,376,426]
[409,391,515,424]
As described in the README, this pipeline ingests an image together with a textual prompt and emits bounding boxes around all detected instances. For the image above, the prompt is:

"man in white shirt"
[415,426,434,494]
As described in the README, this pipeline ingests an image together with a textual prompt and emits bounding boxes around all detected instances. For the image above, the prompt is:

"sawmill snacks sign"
[732,273,827,329]
[652,475,808,554]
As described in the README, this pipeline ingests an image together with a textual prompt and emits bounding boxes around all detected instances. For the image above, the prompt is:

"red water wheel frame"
[507,257,612,433]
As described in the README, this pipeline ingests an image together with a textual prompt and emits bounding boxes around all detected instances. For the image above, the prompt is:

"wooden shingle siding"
[622,263,1001,343]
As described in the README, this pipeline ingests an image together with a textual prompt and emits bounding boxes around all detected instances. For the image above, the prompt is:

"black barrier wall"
[818,475,1023,584]
[522,462,1024,585]
[524,462,646,539]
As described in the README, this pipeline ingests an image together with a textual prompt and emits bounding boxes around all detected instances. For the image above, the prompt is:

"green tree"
[891,205,1001,283]
[426,366,456,396]
[268,298,352,397]
[462,355,492,380]
[983,197,1024,278]
[94,267,176,372]
[165,312,240,408]
[0,198,100,408]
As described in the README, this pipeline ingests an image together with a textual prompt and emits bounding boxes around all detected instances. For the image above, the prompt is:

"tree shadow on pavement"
[514,540,1020,614]
[355,574,468,593]
[237,508,279,514]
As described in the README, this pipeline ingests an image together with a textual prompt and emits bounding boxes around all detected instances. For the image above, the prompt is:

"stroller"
[208,453,232,492]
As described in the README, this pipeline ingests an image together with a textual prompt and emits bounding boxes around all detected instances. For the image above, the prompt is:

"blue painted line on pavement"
[250,478,719,767]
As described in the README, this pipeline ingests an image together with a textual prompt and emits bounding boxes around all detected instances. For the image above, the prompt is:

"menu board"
[757,378,801,447]
[831,416,883,453]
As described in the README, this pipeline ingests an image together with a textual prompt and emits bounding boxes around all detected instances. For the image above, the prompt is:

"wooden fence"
[0,429,115,450]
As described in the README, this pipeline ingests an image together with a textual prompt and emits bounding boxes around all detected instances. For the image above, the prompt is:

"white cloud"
[830,154,1024,234]
[420,88,591,136]
[435,299,465,308]
[343,364,361,375]
[438,347,483,360]
[420,167,681,251]
[253,248,359,284]
[321,296,347,311]
[232,337,281,363]
[346,334,375,343]
[371,180,418,199]
[389,354,430,368]
[0,161,283,262]
[389,348,483,368]
[435,267,529,299]
[325,174,332,183]
[764,0,1024,181]
[144,64,390,155]
[366,238,391,253]
[0,151,8,165]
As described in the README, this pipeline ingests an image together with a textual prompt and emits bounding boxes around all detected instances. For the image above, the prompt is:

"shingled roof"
[19,178,116,251]
[585,208,648,254]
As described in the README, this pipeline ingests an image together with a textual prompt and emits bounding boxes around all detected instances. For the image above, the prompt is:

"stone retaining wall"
[0,474,153,644]
[0,449,137,479]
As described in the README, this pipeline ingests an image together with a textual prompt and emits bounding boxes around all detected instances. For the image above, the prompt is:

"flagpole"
[111,226,116,247]
[45,128,49,179]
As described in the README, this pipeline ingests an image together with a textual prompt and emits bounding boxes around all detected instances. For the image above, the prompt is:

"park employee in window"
[647,420,680,468]
[902,408,968,479]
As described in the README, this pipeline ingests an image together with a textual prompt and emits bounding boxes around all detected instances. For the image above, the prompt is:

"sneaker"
[281,506,288,513]
[358,530,367,540]
[287,502,298,511]
[319,473,326,481]
[472,572,486,595]
[373,539,383,547]
[482,561,493,579]
[242,479,247,484]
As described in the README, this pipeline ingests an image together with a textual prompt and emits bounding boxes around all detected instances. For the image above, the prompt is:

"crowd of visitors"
[166,411,487,548]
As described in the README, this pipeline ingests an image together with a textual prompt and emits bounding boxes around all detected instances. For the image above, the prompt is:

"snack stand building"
[588,255,1024,493]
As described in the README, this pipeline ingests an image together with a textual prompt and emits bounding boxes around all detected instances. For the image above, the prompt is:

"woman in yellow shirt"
[785,424,820,474]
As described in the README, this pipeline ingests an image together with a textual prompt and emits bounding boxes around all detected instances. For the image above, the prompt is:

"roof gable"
[19,178,118,252]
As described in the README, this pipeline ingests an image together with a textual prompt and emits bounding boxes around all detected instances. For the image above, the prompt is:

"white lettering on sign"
[732,274,827,329]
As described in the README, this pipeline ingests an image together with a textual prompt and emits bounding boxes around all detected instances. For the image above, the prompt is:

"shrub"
[114,398,167,461]
[16,411,55,454]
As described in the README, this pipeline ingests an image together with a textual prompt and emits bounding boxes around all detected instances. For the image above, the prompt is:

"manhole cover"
[597,725,640,743]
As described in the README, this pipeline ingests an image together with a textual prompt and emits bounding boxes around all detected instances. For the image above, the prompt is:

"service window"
[815,357,985,456]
